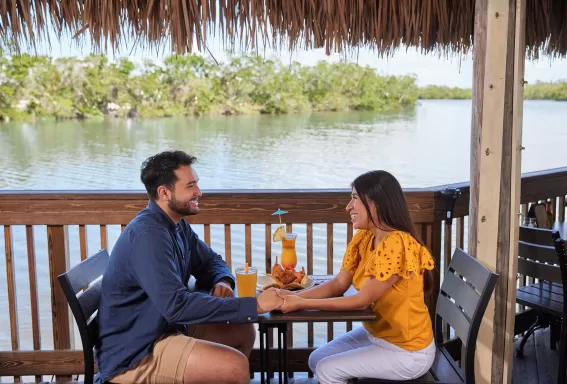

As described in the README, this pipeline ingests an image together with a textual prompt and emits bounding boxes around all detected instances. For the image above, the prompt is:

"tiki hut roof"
[1,0,566,59]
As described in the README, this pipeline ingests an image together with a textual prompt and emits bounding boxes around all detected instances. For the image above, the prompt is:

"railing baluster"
[47,225,73,382]
[5,225,21,383]
[26,225,42,383]
[100,224,108,250]
[443,220,453,340]
[327,223,334,342]
[79,224,88,262]
[306,223,314,376]
[284,222,294,371]
[245,224,252,266]
[422,222,441,322]
[346,223,353,332]
[264,224,271,274]
[204,224,211,246]
[262,224,274,373]
[225,224,232,268]
[456,217,465,249]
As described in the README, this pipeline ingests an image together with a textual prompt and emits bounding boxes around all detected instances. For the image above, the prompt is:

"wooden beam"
[504,0,526,382]
[470,0,523,383]
[0,190,438,225]
[0,348,315,377]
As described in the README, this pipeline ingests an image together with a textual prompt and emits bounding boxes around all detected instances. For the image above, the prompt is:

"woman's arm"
[279,274,400,312]
[293,270,353,299]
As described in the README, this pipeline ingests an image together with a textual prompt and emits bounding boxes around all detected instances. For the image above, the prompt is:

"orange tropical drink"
[281,233,297,269]
[235,265,257,298]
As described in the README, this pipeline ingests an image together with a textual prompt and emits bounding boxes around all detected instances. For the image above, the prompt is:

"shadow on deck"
[8,329,560,384]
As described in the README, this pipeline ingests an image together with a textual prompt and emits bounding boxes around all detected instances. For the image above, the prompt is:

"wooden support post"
[469,0,525,383]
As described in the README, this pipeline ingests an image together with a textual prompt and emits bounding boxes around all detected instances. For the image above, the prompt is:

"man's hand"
[256,288,284,314]
[277,291,303,313]
[211,280,234,298]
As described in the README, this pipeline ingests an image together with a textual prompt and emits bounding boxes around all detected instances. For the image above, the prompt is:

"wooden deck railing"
[1,167,566,382]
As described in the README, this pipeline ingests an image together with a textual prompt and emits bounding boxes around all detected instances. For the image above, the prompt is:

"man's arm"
[188,225,235,290]
[129,229,257,325]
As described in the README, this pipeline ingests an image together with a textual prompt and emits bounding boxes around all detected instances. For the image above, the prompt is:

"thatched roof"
[1,0,566,59]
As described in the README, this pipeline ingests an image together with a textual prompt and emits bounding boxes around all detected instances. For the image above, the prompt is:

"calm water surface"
[1,100,566,358]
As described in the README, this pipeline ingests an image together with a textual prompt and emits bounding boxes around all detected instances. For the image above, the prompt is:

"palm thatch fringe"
[0,0,566,59]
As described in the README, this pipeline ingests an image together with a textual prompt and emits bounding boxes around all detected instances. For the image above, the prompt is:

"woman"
[277,170,436,383]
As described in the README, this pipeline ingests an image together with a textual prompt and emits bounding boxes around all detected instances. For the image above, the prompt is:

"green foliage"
[0,53,419,121]
[418,86,472,99]
[418,82,567,100]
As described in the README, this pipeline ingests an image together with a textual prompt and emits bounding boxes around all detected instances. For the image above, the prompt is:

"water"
[0,100,566,362]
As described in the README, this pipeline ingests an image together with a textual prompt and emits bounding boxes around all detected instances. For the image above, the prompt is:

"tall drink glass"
[281,233,297,269]
[235,266,258,298]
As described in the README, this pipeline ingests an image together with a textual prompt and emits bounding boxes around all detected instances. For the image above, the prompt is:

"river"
[1,99,566,357]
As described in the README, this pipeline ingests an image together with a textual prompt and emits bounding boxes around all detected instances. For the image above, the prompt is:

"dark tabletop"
[258,275,376,324]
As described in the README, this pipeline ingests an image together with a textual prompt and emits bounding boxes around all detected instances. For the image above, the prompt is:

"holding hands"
[276,290,303,313]
[256,288,303,314]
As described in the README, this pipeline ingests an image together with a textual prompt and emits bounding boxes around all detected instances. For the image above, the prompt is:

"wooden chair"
[515,226,566,384]
[57,249,110,384]
[354,248,499,384]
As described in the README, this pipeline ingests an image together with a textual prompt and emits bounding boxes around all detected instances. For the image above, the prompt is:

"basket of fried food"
[260,256,314,291]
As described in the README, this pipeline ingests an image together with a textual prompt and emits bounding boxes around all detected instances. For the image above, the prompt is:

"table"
[257,275,376,384]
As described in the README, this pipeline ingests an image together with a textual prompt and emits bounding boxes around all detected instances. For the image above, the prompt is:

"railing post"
[440,188,462,264]
[47,225,74,382]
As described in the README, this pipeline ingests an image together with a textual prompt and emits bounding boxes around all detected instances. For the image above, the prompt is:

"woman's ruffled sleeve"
[340,230,371,274]
[364,232,435,281]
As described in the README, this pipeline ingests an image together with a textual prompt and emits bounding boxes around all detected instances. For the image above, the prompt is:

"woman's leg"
[308,327,372,375]
[315,338,436,384]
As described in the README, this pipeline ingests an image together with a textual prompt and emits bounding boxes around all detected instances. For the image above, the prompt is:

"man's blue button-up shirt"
[95,200,258,382]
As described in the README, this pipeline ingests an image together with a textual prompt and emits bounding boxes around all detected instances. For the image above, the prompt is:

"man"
[95,150,284,384]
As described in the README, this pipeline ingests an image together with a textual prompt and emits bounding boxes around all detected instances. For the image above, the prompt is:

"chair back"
[518,226,563,283]
[435,248,499,383]
[57,249,109,384]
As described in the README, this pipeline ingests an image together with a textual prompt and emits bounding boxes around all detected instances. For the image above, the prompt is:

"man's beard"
[168,194,199,216]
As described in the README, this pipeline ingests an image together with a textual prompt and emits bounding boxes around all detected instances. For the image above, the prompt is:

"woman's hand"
[278,293,303,313]
[276,289,296,297]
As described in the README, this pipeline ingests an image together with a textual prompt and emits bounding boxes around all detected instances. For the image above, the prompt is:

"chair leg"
[516,316,549,358]
[558,323,566,384]
[550,319,558,350]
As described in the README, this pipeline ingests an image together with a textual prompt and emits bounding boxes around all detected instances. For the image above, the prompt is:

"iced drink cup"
[235,265,258,298]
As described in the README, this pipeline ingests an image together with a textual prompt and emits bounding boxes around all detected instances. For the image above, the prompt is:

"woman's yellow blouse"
[341,229,435,351]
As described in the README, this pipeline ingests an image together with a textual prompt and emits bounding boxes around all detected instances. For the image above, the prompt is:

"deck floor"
[8,329,561,384]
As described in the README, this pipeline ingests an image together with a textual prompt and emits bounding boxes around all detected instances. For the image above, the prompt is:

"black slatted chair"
[354,248,499,384]
[515,226,566,384]
[57,249,109,384]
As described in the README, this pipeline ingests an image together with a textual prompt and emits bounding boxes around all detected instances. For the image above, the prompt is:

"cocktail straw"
[245,262,249,273]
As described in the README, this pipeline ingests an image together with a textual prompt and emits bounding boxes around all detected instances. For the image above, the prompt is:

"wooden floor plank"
[534,328,560,384]
[512,332,539,384]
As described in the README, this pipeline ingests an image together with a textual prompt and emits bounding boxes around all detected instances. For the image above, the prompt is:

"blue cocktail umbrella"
[271,208,288,224]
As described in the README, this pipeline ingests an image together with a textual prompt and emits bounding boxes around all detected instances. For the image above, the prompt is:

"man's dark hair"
[140,151,197,200]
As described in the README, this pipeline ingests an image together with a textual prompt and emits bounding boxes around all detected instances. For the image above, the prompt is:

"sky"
[17,26,567,88]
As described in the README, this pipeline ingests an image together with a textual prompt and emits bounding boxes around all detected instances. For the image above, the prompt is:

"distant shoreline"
[1,52,565,122]
[418,83,567,101]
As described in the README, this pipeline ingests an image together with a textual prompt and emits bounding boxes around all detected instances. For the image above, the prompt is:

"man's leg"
[183,339,250,384]
[110,333,249,384]
[187,323,256,357]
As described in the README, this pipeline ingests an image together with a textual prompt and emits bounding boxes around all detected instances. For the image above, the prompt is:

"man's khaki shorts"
[110,330,199,384]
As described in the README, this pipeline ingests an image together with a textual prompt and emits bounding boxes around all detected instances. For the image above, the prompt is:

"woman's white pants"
[308,327,436,384]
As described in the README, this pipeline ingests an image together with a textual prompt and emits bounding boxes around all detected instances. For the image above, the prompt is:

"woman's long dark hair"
[351,170,435,293]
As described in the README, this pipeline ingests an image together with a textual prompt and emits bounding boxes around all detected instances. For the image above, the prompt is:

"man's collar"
[147,199,179,232]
